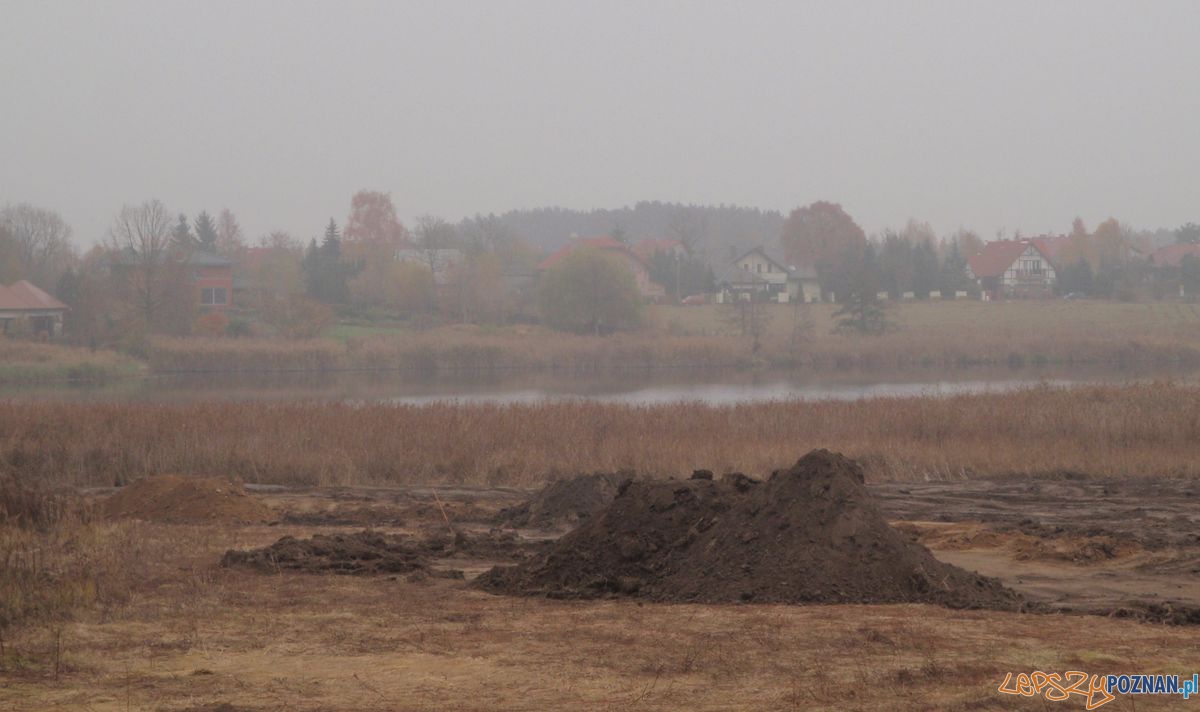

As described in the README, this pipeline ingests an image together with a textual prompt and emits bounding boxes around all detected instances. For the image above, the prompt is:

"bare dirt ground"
[4,476,1199,711]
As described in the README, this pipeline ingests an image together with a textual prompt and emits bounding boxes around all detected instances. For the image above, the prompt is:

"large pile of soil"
[479,450,1023,610]
[102,475,275,524]
[496,472,627,530]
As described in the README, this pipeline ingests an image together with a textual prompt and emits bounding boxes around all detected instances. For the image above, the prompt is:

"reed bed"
[0,340,142,383]
[3,383,1199,487]
[144,301,1200,373]
[147,331,750,373]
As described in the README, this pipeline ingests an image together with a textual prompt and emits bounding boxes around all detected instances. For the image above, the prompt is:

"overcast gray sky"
[2,0,1197,246]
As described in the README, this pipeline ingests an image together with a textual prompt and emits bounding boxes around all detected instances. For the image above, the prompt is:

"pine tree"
[833,244,891,335]
[172,214,194,248]
[321,218,341,258]
[194,211,218,252]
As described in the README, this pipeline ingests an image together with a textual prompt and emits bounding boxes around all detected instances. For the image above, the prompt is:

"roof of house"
[536,236,645,271]
[1028,234,1071,261]
[632,238,684,261]
[111,248,233,268]
[731,245,818,280]
[1151,242,1200,268]
[715,264,771,286]
[186,251,233,267]
[966,239,1054,278]
[0,280,69,312]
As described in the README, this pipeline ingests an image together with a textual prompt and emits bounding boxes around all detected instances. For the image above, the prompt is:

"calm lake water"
[2,365,1192,405]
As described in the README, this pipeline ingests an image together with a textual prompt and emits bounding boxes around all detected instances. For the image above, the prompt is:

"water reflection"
[0,365,1192,405]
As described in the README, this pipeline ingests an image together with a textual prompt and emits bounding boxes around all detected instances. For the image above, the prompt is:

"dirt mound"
[103,475,275,524]
[496,472,627,530]
[421,529,552,562]
[479,450,1023,610]
[221,530,461,577]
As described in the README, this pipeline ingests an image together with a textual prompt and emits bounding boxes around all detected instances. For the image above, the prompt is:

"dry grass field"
[3,382,1199,488]
[3,483,1199,711]
[0,339,143,383]
[140,299,1200,373]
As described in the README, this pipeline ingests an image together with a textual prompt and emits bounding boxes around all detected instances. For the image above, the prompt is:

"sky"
[2,0,1198,246]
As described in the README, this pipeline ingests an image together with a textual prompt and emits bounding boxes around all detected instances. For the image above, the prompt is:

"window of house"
[202,287,228,305]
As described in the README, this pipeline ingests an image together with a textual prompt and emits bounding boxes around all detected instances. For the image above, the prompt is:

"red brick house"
[188,252,234,309]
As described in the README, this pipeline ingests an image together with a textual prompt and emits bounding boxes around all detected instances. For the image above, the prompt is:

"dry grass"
[145,300,1200,373]
[2,519,1197,711]
[655,300,1200,368]
[0,476,151,675]
[0,339,142,383]
[148,328,749,373]
[3,382,1200,487]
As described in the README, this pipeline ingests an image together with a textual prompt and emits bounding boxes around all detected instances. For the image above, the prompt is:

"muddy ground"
[238,473,1200,619]
[6,474,1200,711]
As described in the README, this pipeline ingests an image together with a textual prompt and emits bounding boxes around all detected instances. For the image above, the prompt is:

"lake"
[1,364,1191,405]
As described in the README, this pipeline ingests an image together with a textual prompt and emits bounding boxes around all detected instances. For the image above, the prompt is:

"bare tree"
[412,214,458,274]
[106,199,176,328]
[719,296,768,353]
[216,208,245,255]
[0,202,76,288]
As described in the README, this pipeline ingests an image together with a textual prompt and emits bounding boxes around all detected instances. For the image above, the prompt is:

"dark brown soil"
[495,472,627,530]
[221,528,545,577]
[420,528,552,562]
[103,475,276,524]
[479,450,1023,610]
[221,531,460,577]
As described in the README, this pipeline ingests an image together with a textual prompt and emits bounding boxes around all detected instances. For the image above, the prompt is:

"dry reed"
[2,383,1198,488]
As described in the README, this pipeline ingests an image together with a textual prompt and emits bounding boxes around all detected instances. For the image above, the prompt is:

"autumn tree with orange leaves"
[780,200,868,301]
[343,190,410,259]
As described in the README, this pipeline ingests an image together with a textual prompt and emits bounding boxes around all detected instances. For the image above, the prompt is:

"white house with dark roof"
[716,246,821,303]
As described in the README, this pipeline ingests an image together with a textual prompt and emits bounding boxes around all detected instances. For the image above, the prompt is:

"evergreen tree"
[833,243,891,335]
[321,218,342,257]
[302,220,352,304]
[938,240,974,296]
[172,213,194,249]
[194,211,218,252]
[911,239,939,298]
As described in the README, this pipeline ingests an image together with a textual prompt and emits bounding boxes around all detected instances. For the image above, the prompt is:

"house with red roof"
[0,280,69,336]
[966,239,1057,298]
[1150,243,1200,269]
[536,236,666,300]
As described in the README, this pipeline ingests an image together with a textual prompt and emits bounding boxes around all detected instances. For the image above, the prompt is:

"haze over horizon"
[3,0,1198,247]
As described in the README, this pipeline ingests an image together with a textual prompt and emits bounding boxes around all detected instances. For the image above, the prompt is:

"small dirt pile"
[421,529,552,562]
[102,475,275,524]
[479,450,1022,610]
[496,472,627,530]
[221,530,460,577]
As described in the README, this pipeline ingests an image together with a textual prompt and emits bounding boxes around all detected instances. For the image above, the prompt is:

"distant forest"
[470,201,786,259]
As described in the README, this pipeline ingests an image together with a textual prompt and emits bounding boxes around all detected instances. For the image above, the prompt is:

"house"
[395,248,464,285]
[188,252,234,308]
[536,236,666,300]
[110,249,234,309]
[715,246,821,304]
[966,239,1057,298]
[0,280,69,336]
[1150,243,1200,269]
